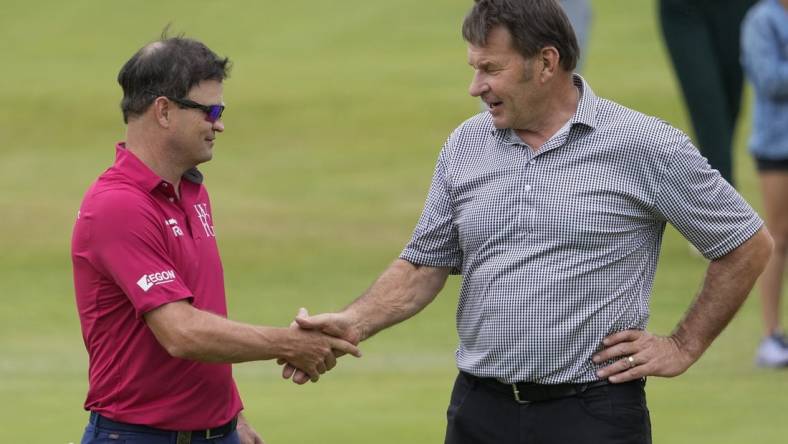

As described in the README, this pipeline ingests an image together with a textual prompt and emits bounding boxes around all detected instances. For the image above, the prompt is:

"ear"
[152,97,172,128]
[537,46,561,82]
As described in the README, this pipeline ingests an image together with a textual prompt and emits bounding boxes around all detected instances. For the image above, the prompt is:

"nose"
[468,71,488,98]
[212,119,224,132]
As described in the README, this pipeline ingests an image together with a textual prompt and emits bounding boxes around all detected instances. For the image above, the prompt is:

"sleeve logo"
[136,270,176,292]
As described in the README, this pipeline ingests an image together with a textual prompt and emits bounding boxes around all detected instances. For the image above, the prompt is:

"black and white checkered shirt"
[401,75,763,384]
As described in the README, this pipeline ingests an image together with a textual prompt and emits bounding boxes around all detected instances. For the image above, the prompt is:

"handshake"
[275,308,362,384]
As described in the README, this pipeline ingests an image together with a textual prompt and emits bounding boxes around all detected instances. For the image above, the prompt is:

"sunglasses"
[147,91,225,123]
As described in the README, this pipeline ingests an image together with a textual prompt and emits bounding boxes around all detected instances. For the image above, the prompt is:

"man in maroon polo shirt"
[71,36,360,444]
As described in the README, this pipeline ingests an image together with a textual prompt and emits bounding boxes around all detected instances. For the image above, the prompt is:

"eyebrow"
[470,60,498,70]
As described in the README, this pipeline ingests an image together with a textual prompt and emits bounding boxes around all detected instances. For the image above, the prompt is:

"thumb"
[295,313,326,330]
[287,307,308,328]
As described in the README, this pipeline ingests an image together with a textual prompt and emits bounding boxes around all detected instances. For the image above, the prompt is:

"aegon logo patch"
[136,270,176,292]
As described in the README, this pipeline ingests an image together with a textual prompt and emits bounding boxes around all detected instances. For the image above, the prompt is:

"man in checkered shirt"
[283,1,773,442]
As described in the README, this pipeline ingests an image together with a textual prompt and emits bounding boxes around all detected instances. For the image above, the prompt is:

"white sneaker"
[755,334,788,368]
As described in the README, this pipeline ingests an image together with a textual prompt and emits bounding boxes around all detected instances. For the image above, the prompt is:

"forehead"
[186,80,224,102]
[467,26,522,64]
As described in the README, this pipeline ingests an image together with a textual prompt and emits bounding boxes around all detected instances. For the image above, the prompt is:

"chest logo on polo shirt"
[136,270,176,292]
[194,203,216,237]
[165,218,184,237]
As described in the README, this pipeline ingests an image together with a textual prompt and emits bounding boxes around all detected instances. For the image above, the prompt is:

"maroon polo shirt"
[71,143,242,430]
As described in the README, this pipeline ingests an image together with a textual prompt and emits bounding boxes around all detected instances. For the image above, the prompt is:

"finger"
[282,363,296,379]
[293,370,310,385]
[595,356,636,379]
[325,353,337,371]
[602,330,643,347]
[592,342,638,364]
[317,362,327,374]
[608,362,646,383]
[276,358,286,365]
[329,337,362,358]
[301,364,320,382]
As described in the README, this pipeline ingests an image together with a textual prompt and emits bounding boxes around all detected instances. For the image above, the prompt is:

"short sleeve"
[400,140,463,272]
[654,140,763,259]
[79,190,194,317]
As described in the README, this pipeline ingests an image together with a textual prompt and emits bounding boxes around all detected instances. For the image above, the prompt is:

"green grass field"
[1,0,785,442]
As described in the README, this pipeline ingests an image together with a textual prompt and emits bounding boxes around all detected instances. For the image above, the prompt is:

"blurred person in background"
[658,0,757,186]
[280,1,773,443]
[71,35,359,444]
[741,0,788,368]
[559,0,592,71]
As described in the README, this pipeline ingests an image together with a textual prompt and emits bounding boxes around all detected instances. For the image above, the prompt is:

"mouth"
[486,100,503,111]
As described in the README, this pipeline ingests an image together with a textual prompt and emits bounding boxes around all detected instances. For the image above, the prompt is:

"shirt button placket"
[519,151,535,233]
[525,158,537,235]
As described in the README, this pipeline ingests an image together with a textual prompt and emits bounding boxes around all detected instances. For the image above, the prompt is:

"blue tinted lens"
[206,105,224,122]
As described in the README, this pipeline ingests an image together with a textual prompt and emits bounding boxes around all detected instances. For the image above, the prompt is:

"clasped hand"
[278,308,361,384]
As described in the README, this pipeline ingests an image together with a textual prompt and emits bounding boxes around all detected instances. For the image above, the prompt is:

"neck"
[515,74,579,150]
[125,124,186,192]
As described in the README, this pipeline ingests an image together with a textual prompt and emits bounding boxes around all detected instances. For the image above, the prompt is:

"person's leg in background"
[755,166,788,367]
[658,0,741,185]
[707,0,757,181]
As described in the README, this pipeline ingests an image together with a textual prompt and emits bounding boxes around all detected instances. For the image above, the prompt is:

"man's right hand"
[278,310,361,382]
[279,309,363,384]
[294,311,363,345]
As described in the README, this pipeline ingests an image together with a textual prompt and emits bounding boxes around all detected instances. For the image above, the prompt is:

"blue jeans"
[81,413,241,444]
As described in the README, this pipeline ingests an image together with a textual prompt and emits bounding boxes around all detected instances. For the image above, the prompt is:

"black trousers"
[444,372,651,444]
[658,0,756,186]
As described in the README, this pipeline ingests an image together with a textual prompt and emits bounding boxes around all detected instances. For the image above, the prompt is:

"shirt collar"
[572,73,598,130]
[113,142,204,195]
[490,73,599,141]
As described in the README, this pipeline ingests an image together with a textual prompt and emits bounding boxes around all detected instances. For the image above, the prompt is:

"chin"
[490,117,510,129]
[194,151,213,165]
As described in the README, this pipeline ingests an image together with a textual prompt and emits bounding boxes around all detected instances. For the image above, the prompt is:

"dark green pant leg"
[707,0,756,127]
[658,0,754,185]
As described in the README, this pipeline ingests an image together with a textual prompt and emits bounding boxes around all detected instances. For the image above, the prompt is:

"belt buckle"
[205,428,225,439]
[512,384,531,404]
[176,432,192,444]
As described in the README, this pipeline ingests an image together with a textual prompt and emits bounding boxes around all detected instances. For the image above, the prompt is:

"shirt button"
[524,184,532,192]
[168,197,175,202]
[162,183,168,187]
[529,160,536,165]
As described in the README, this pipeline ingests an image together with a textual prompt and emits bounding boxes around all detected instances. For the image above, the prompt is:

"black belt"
[462,371,611,404]
[89,411,237,441]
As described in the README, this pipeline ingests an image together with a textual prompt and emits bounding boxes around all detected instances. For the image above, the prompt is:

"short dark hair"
[462,0,579,71]
[117,34,231,123]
